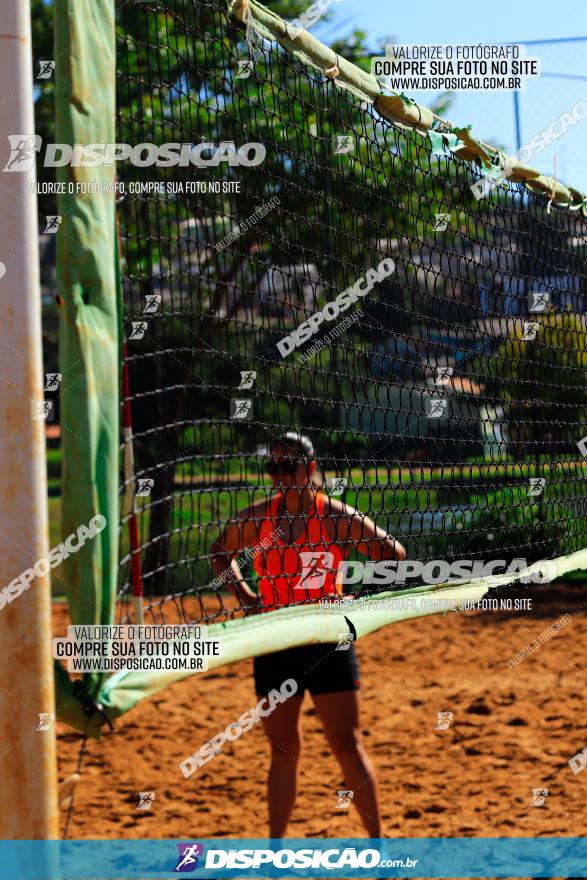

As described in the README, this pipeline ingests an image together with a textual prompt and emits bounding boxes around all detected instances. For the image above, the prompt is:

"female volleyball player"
[210,431,406,838]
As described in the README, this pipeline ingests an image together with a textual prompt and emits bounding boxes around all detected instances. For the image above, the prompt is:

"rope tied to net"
[230,0,587,212]
[228,0,247,20]
[547,192,586,212]
[324,55,340,79]
[63,717,89,840]
[566,194,587,212]
[229,0,261,61]
[63,682,114,839]
[546,156,557,214]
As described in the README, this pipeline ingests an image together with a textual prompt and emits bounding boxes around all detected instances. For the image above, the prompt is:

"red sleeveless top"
[253,492,346,610]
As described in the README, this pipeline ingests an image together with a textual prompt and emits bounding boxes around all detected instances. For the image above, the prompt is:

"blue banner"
[1,838,587,878]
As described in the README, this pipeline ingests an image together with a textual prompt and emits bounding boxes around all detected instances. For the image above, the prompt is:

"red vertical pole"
[122,326,145,620]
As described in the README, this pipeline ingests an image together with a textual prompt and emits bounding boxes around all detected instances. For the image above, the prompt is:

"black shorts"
[253,643,360,697]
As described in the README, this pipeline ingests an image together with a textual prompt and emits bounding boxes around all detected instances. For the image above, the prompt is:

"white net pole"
[0,0,59,841]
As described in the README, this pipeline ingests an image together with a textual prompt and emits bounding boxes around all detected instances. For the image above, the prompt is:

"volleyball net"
[116,0,587,617]
[53,0,587,732]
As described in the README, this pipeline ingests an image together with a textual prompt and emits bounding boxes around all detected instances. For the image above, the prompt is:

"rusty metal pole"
[0,0,59,840]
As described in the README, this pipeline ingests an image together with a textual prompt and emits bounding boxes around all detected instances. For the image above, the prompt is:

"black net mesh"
[115,0,587,625]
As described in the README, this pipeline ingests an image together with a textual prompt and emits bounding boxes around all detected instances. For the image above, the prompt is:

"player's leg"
[312,688,382,838]
[260,694,304,838]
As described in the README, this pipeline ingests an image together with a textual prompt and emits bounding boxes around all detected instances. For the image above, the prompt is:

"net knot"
[228,0,248,22]
[73,681,114,731]
[324,56,340,78]
[229,0,260,60]
[567,194,587,213]
[324,65,339,78]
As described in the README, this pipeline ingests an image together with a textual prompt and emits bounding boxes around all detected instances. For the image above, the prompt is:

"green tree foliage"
[469,311,587,558]
[32,0,57,214]
[480,311,587,456]
[115,0,400,589]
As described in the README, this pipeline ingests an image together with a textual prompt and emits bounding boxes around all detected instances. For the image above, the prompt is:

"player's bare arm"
[326,496,406,561]
[210,499,265,607]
